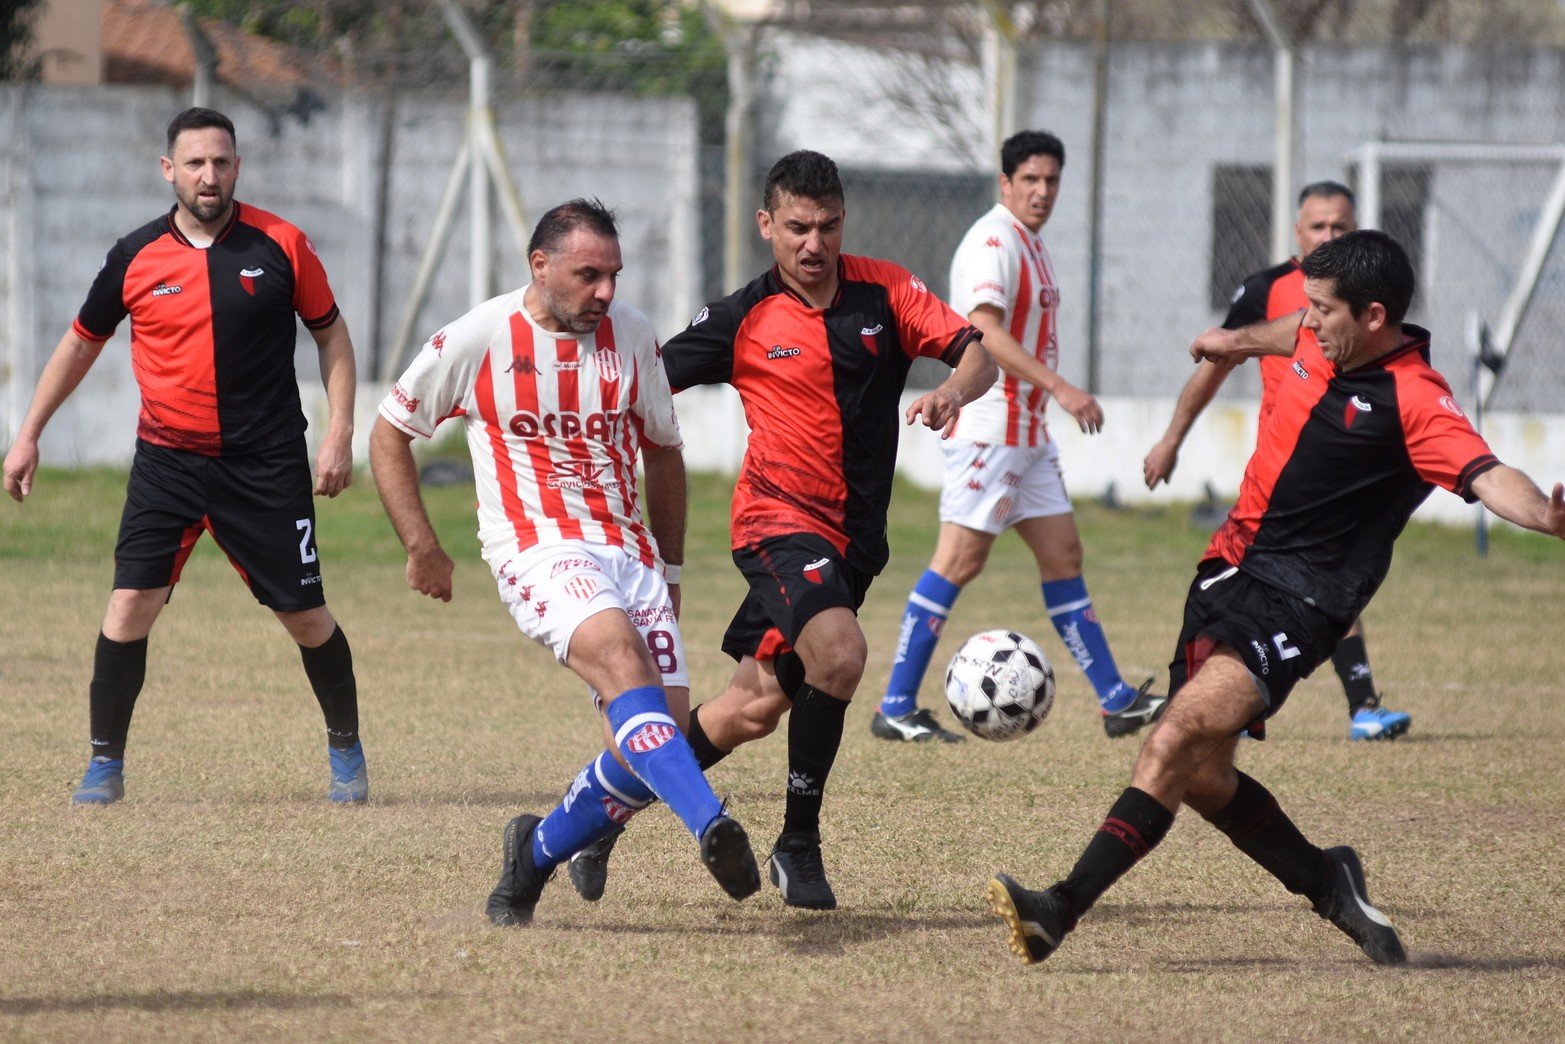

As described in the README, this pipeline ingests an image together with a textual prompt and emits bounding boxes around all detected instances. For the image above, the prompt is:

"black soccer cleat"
[1311,846,1408,965]
[986,875,1075,966]
[700,815,762,901]
[768,831,837,910]
[870,708,967,744]
[486,814,555,927]
[567,824,624,903]
[1103,678,1168,738]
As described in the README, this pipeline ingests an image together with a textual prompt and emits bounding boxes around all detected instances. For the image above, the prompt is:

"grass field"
[3,467,1563,1040]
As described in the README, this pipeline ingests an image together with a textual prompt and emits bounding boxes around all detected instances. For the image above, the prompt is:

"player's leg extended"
[74,587,169,805]
[1017,512,1165,732]
[277,605,366,803]
[873,522,992,743]
[987,648,1258,965]
[1334,618,1411,741]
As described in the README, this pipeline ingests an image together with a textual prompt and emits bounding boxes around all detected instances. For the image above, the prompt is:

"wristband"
[664,564,682,584]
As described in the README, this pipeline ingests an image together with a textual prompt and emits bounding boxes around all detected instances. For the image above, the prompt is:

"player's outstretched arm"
[642,442,687,618]
[967,306,1103,433]
[309,316,357,498]
[368,416,455,601]
[906,337,998,439]
[1144,361,1232,488]
[1470,466,1565,540]
[3,329,106,502]
[1190,313,1300,368]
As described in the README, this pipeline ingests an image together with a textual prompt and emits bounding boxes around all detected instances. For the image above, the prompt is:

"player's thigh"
[1011,512,1083,579]
[928,522,999,584]
[567,607,662,697]
[727,533,870,657]
[112,440,210,593]
[204,438,326,611]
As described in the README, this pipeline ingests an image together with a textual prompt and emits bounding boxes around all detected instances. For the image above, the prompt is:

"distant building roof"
[103,0,338,90]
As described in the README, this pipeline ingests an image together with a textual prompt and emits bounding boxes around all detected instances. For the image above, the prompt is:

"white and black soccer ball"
[944,629,1056,741]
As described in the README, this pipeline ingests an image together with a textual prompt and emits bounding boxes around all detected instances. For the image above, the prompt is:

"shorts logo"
[1272,631,1301,660]
[802,556,831,583]
[1250,639,1271,675]
[1000,470,1022,488]
[967,479,983,491]
[992,496,1014,523]
[627,722,676,754]
[152,281,182,297]
[595,348,622,382]
[239,267,264,295]
[564,576,600,601]
[767,345,802,361]
[534,599,549,618]
[1293,360,1310,380]
[549,556,602,578]
[601,796,635,824]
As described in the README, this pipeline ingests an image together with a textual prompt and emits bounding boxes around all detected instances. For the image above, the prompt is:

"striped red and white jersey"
[947,203,1061,447]
[378,289,680,570]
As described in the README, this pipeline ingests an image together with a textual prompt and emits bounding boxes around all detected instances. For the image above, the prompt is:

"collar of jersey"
[768,259,844,311]
[165,201,241,248]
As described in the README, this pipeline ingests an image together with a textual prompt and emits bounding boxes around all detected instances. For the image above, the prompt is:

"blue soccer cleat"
[72,756,125,805]
[1349,705,1412,741]
[328,741,369,803]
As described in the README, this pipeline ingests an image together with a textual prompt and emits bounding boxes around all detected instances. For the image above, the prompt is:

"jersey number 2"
[296,518,318,564]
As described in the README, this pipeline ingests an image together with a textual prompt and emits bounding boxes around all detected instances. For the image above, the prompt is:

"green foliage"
[1,0,43,80]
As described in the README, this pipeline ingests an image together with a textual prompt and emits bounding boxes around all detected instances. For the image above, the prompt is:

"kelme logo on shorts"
[627,722,676,754]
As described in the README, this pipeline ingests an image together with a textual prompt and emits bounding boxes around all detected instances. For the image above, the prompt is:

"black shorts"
[721,533,874,663]
[1168,558,1342,724]
[114,437,325,611]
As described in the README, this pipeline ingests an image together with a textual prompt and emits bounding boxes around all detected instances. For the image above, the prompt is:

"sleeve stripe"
[71,317,113,343]
[940,325,982,366]
[302,303,340,331]
[1455,454,1501,502]
[376,403,433,440]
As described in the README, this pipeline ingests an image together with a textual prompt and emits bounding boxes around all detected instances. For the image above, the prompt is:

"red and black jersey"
[1223,258,1308,418]
[664,254,980,575]
[1207,324,1500,627]
[73,202,340,456]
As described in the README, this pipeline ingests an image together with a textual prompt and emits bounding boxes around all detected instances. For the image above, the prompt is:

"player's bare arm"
[368,416,455,601]
[309,316,357,498]
[642,441,687,618]
[1190,313,1300,368]
[906,338,998,438]
[3,329,107,502]
[1143,361,1234,488]
[1470,466,1565,540]
[968,304,1103,434]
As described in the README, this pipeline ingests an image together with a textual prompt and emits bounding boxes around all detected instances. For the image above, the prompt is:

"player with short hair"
[988,229,1565,967]
[565,150,996,910]
[3,106,367,805]
[873,129,1164,744]
[370,198,760,926]
[1145,181,1411,741]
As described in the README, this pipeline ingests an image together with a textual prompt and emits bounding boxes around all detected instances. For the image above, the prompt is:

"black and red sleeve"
[72,241,131,342]
[662,296,742,391]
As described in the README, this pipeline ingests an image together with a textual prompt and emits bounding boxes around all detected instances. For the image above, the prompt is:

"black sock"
[781,683,848,838]
[88,632,149,760]
[1058,787,1175,919]
[686,704,728,770]
[1332,634,1378,713]
[1202,771,1331,901]
[298,625,359,748]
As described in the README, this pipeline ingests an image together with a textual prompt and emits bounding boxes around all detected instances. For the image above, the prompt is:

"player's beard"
[177,181,233,224]
[541,285,606,335]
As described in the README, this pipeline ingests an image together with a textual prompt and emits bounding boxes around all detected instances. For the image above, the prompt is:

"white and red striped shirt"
[947,203,1061,447]
[378,288,681,570]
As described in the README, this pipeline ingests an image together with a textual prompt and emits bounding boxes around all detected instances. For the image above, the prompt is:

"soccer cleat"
[767,831,837,910]
[1349,705,1412,742]
[700,815,762,900]
[986,875,1075,966]
[71,756,125,805]
[870,708,967,744]
[1311,846,1408,965]
[567,824,624,902]
[327,741,369,803]
[486,814,555,927]
[1103,678,1168,738]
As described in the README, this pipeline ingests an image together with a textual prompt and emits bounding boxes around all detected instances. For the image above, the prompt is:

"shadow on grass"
[1409,953,1565,971]
[578,909,993,956]
[0,988,449,1016]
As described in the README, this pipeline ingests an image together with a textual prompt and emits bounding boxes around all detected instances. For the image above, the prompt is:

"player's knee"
[941,553,986,587]
[806,631,867,697]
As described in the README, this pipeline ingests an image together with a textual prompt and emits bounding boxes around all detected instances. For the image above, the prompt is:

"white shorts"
[493,541,689,690]
[938,436,1073,535]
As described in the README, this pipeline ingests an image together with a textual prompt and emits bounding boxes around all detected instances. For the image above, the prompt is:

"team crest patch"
[595,348,622,382]
[802,556,831,583]
[601,796,635,824]
[627,721,676,754]
[239,267,264,295]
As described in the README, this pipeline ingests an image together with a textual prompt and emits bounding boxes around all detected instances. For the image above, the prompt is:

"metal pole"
[1085,0,1110,395]
[1358,142,1383,229]
[1246,0,1296,262]
[980,0,1018,155]
[721,24,755,292]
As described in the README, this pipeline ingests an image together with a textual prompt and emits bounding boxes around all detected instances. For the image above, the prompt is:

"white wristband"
[664,563,682,584]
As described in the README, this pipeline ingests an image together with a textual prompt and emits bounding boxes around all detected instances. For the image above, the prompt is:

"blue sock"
[604,686,723,841]
[533,750,655,872]
[881,570,962,717]
[1043,576,1136,713]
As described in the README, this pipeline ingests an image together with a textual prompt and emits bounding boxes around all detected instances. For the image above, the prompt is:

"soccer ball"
[944,629,1055,741]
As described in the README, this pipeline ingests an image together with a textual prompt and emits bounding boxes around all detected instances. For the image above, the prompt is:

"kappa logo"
[505,354,535,375]
[627,721,677,754]
[767,345,802,360]
[985,235,1002,248]
[1293,360,1310,380]
[967,479,983,491]
[239,267,264,296]
[151,281,182,297]
[802,556,831,583]
[534,599,549,618]
[430,330,447,355]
